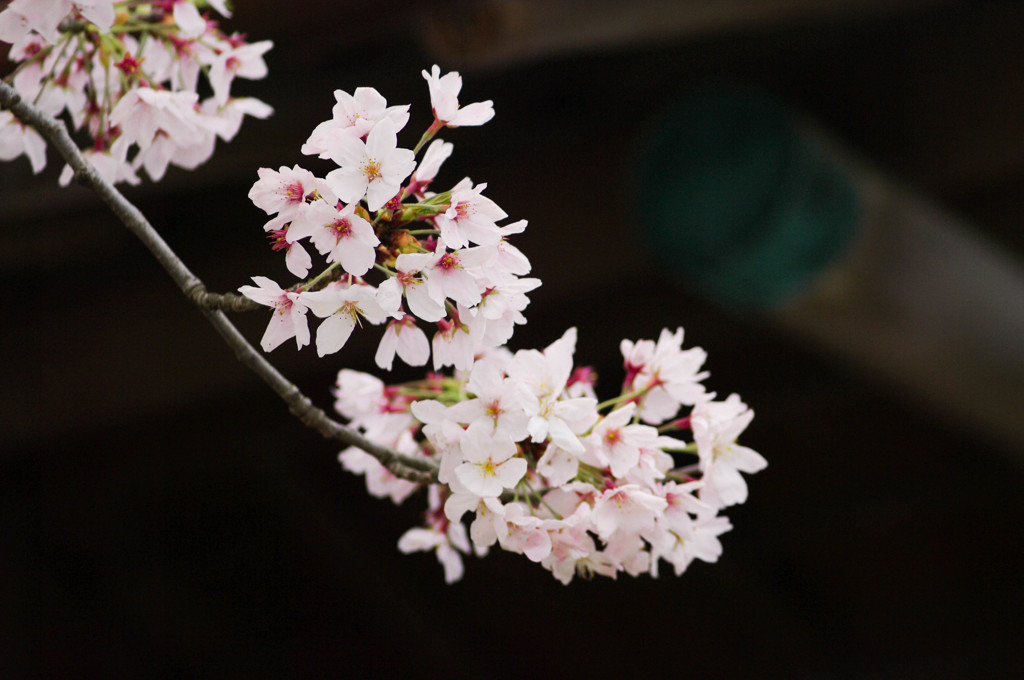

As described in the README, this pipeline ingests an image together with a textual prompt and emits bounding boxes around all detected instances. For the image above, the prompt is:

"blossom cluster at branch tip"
[0,0,272,183]
[238,67,765,584]
[342,327,766,584]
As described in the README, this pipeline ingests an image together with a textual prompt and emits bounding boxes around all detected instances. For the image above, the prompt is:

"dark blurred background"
[2,1,1024,677]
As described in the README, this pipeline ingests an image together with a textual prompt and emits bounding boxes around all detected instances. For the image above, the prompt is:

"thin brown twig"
[0,80,437,483]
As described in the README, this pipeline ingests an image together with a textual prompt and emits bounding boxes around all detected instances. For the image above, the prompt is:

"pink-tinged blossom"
[422,64,495,127]
[201,96,274,142]
[0,112,46,173]
[287,199,379,276]
[300,281,400,357]
[447,358,531,441]
[35,65,89,123]
[208,39,273,106]
[590,484,668,541]
[506,328,598,454]
[650,514,732,577]
[393,268,445,323]
[406,138,453,197]
[457,276,539,352]
[497,503,554,562]
[433,178,507,248]
[607,534,653,577]
[536,443,579,487]
[0,0,114,44]
[539,502,599,585]
[0,4,34,45]
[339,447,419,504]
[410,399,466,485]
[397,504,470,584]
[691,394,766,508]
[444,477,507,549]
[172,0,215,39]
[302,87,410,157]
[132,125,215,181]
[237,276,310,351]
[398,526,465,583]
[323,117,416,212]
[490,220,532,277]
[264,226,312,278]
[59,137,139,186]
[453,427,526,497]
[431,317,475,371]
[456,300,515,356]
[584,403,660,478]
[395,241,493,309]
[333,369,385,421]
[375,315,430,370]
[621,327,709,424]
[7,33,48,99]
[657,480,713,532]
[109,88,205,151]
[624,438,677,488]
[248,165,322,228]
[398,486,473,583]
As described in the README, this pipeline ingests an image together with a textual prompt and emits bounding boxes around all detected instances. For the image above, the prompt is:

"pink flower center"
[274,296,293,315]
[267,228,289,251]
[485,400,504,425]
[284,181,304,203]
[331,218,352,238]
[437,252,459,271]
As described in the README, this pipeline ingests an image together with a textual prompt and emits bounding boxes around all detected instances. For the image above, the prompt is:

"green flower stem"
[412,118,445,156]
[664,465,701,483]
[595,388,647,412]
[574,461,606,487]
[299,262,340,292]
[527,480,563,519]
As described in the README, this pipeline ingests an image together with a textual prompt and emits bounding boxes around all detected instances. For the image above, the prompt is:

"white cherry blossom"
[324,117,416,211]
[422,64,495,127]
[303,87,410,156]
[300,281,400,357]
[453,427,526,497]
[287,199,379,276]
[237,276,310,351]
[433,178,507,248]
[375,315,430,370]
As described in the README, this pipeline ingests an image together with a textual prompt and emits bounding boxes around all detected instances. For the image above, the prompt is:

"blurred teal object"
[632,88,859,312]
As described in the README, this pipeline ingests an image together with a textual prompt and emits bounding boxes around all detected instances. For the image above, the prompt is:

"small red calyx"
[266,228,289,252]
[115,52,144,76]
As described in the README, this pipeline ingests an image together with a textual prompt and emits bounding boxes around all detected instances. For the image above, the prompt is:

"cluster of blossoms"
[0,0,272,183]
[239,68,766,583]
[339,328,766,584]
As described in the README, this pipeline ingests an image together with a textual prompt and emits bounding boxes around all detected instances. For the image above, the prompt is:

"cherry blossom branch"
[0,80,437,484]
[189,289,261,311]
